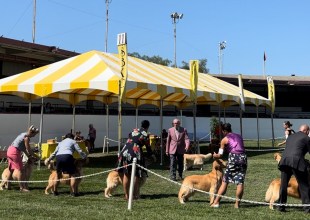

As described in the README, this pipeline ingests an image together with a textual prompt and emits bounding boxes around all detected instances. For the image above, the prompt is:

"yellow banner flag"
[190,60,199,102]
[238,74,245,112]
[267,76,275,113]
[117,33,128,102]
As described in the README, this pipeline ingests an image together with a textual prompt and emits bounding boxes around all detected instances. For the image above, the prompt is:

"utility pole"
[105,0,112,52]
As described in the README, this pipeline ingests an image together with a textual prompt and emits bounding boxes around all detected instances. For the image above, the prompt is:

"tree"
[128,52,171,66]
[128,52,209,73]
[179,59,209,73]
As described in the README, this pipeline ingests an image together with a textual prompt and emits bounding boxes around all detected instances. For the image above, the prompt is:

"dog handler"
[117,120,155,200]
[6,125,39,192]
[277,124,310,213]
[46,133,87,196]
[211,123,247,208]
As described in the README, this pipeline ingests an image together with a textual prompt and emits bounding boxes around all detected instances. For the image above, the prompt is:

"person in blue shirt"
[47,133,87,196]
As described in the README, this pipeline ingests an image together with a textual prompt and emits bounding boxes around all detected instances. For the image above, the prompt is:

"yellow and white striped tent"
[0,50,271,109]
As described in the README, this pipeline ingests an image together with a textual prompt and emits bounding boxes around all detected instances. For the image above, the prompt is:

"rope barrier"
[136,164,310,208]
[198,132,211,141]
[0,161,309,208]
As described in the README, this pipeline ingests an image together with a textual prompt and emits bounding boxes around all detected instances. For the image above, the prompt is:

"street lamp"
[105,0,112,52]
[171,12,183,67]
[218,41,226,74]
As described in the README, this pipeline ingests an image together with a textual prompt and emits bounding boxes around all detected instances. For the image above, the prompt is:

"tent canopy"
[0,50,271,109]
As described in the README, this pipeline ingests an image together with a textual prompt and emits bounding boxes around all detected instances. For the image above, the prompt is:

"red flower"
[133,145,139,152]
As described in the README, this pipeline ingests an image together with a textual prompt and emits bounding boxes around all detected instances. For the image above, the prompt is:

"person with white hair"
[166,118,190,181]
[6,125,39,192]
[277,124,310,213]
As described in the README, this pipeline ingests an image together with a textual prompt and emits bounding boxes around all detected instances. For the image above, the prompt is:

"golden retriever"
[44,158,88,195]
[103,156,156,198]
[178,159,226,204]
[0,155,36,190]
[183,153,213,171]
[104,170,146,198]
[265,153,310,209]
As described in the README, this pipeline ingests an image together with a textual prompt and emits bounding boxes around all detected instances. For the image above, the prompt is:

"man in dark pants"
[166,118,190,181]
[278,124,310,213]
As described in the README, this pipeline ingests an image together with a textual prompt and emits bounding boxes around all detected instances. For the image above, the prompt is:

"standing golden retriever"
[178,159,226,204]
[44,158,88,195]
[183,153,213,171]
[0,155,36,190]
[265,153,310,209]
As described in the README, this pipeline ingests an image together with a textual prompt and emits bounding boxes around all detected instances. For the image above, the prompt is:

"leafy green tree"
[179,59,209,73]
[129,52,171,66]
[128,52,209,73]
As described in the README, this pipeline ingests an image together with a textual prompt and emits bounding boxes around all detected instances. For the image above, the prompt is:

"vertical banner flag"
[264,51,267,62]
[117,33,128,102]
[238,74,245,112]
[190,60,199,102]
[267,76,275,114]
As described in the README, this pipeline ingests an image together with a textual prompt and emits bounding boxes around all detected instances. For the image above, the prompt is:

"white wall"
[0,113,306,148]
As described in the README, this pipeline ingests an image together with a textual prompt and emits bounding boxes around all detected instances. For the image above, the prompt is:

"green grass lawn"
[0,141,309,220]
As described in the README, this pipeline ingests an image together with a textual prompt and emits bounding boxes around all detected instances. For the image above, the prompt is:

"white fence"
[0,113,305,148]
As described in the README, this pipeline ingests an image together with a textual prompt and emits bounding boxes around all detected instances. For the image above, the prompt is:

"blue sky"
[2,0,310,76]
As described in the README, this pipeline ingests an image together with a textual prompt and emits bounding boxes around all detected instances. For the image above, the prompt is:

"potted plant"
[209,116,222,153]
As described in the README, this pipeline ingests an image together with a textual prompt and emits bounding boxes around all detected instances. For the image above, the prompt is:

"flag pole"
[263,52,266,78]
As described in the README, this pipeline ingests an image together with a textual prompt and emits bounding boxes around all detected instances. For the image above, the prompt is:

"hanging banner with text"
[117,33,128,102]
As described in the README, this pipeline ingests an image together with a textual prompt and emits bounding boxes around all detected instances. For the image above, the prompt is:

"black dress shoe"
[178,176,184,180]
[53,191,59,196]
[71,193,79,197]
[170,177,177,181]
[277,207,286,212]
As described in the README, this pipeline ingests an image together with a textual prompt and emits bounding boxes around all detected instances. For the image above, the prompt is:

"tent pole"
[239,106,243,137]
[271,113,275,148]
[218,104,222,140]
[28,101,32,129]
[160,98,163,166]
[180,109,183,125]
[72,104,76,134]
[38,97,44,170]
[105,103,110,153]
[193,102,198,153]
[135,108,138,128]
[118,82,122,155]
[256,106,260,149]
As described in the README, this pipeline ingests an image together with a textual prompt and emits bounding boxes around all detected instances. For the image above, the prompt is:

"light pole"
[218,41,226,74]
[105,0,112,52]
[171,12,183,68]
[32,0,36,43]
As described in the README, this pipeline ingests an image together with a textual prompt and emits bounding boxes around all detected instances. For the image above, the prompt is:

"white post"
[103,136,106,153]
[128,158,137,210]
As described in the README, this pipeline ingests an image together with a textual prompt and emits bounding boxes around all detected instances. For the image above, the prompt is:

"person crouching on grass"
[211,123,247,209]
[46,133,87,197]
[6,125,39,192]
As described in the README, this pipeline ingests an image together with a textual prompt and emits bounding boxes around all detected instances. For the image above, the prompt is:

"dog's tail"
[265,182,274,202]
[274,153,281,164]
[204,153,213,160]
[178,187,186,204]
